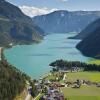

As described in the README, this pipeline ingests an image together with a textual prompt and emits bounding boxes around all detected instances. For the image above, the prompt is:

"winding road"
[25,93,31,100]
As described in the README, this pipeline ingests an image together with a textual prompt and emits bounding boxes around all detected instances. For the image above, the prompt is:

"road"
[25,93,31,100]
[25,81,32,100]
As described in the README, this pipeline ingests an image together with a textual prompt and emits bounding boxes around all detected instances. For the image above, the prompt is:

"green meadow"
[88,59,100,65]
[46,72,100,83]
[65,72,100,100]
[61,85,100,100]
[66,72,100,82]
[45,71,100,100]
[66,96,100,100]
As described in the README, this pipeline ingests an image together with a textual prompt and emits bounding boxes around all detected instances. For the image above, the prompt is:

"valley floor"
[43,71,100,100]
[10,71,100,100]
[61,85,100,100]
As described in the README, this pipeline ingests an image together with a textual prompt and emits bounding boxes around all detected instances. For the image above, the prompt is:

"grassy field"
[61,85,100,100]
[61,85,100,96]
[66,72,100,82]
[45,71,100,100]
[46,71,100,82]
[66,96,100,100]
[88,59,100,65]
[63,72,100,100]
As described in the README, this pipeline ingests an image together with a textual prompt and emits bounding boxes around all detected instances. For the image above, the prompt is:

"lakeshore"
[1,46,100,100]
[33,59,100,99]
[3,33,97,79]
[2,33,100,100]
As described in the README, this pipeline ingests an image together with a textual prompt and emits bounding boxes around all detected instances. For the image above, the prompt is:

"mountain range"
[76,18,100,58]
[71,18,100,39]
[0,0,44,46]
[33,10,100,34]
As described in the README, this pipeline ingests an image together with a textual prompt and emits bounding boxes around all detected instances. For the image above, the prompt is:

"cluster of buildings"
[40,83,64,100]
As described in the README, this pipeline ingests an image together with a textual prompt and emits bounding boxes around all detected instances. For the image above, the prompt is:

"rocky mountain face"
[76,18,100,59]
[0,0,44,46]
[33,10,100,34]
[72,18,100,39]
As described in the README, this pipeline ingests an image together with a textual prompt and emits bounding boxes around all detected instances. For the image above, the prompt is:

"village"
[27,65,100,100]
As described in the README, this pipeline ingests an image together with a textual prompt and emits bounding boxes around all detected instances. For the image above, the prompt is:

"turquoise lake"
[4,33,94,79]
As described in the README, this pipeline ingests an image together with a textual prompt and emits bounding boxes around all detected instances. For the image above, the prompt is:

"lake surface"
[4,33,94,79]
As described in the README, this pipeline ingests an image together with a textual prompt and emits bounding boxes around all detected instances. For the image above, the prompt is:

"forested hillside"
[0,0,44,46]
[76,18,100,58]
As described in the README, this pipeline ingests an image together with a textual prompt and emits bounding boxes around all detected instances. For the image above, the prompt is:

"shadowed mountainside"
[76,18,100,58]
[0,0,44,46]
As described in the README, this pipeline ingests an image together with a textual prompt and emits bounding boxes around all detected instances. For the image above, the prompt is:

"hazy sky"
[6,0,100,17]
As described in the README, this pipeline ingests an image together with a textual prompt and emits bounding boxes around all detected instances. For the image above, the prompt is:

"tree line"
[49,59,100,71]
[0,49,37,100]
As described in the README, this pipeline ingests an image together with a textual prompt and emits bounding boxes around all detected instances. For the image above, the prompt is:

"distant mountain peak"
[33,11,100,34]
